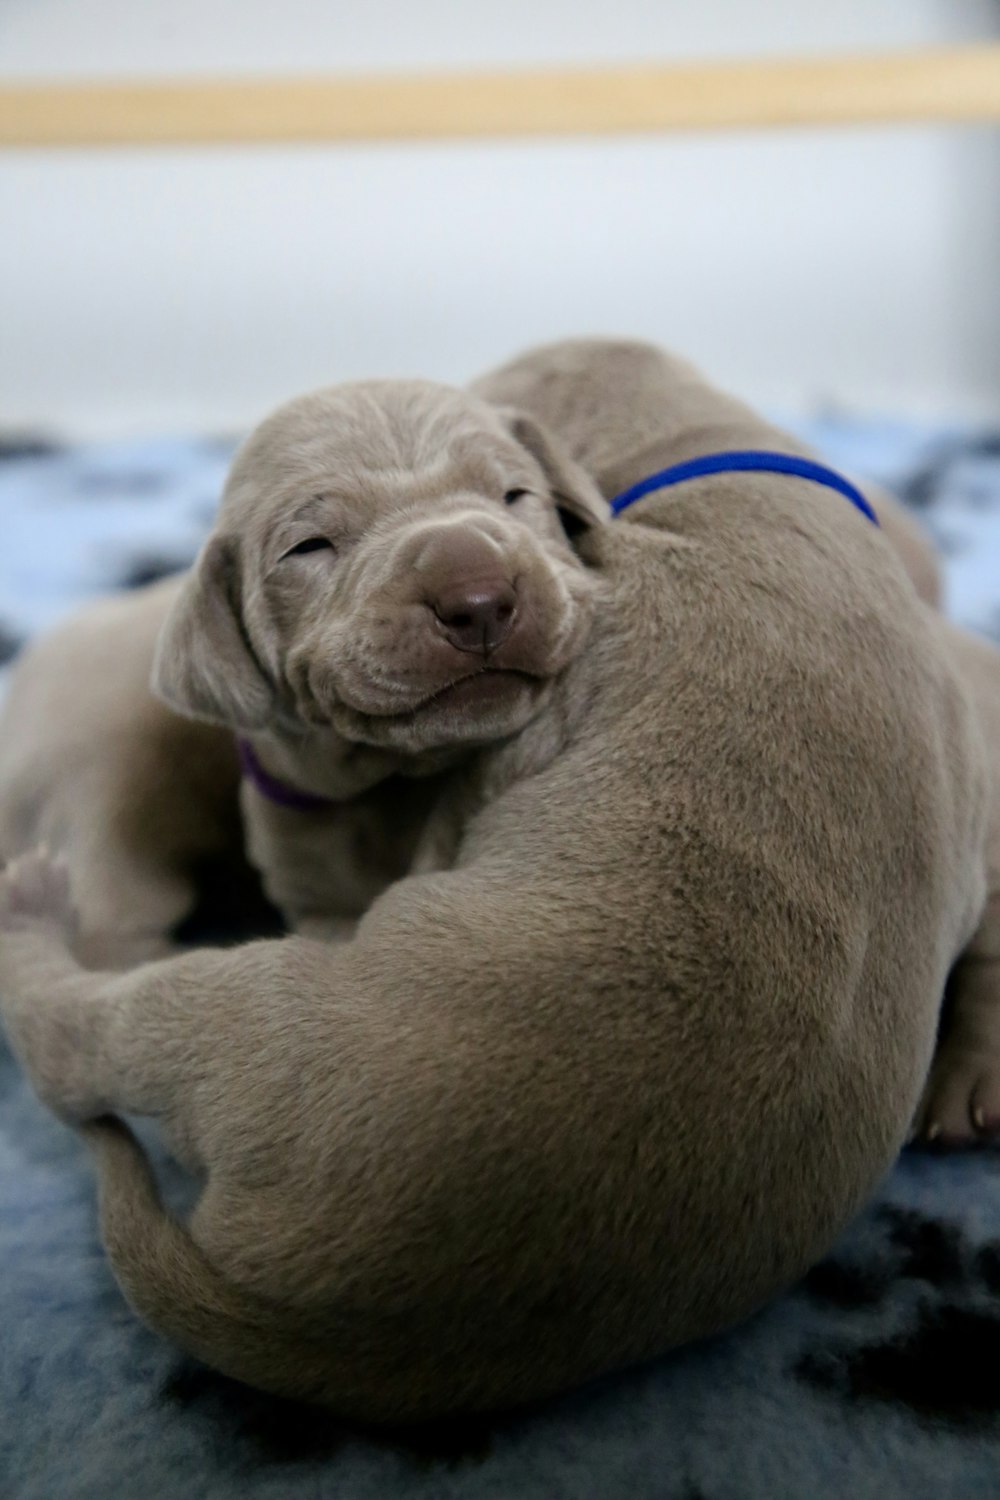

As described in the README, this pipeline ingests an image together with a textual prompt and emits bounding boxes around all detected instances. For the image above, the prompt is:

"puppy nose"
[430,577,518,656]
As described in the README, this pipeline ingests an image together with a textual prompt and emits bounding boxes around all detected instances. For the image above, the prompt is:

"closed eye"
[504,488,530,505]
[280,536,336,559]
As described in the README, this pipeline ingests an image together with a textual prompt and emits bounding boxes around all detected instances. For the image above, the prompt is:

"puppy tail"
[80,1116,338,1405]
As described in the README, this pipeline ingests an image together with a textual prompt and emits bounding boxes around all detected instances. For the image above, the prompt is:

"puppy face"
[153,381,607,756]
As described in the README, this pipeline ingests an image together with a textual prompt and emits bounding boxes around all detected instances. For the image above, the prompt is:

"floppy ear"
[151,535,274,729]
[500,409,609,537]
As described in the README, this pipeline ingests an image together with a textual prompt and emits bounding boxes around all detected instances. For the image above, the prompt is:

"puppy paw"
[0,847,75,942]
[913,1043,1000,1147]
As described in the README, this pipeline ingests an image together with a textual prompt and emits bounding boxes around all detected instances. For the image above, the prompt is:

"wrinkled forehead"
[219,380,528,525]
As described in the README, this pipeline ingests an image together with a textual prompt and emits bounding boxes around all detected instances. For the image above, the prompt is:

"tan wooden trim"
[1,44,999,149]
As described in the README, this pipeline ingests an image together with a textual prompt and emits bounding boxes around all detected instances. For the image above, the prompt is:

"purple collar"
[236,737,335,812]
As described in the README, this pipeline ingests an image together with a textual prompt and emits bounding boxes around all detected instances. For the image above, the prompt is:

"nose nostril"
[429,577,518,655]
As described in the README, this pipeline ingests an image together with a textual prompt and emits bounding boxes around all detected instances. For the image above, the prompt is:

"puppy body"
[474,339,1000,1143]
[475,337,943,608]
[1,340,994,1420]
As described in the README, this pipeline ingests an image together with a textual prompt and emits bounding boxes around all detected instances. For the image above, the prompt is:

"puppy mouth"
[377,666,541,720]
[323,662,552,752]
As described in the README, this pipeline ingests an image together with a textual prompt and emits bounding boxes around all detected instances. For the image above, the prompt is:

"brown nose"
[430,577,518,656]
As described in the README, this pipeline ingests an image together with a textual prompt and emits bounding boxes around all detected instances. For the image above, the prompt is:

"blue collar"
[609,449,879,526]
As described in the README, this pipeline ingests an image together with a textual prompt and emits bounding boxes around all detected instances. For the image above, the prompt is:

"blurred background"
[2,0,999,436]
[2,0,1000,662]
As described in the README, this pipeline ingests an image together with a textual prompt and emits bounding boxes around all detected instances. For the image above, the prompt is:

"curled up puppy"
[1,339,997,1421]
[0,382,607,952]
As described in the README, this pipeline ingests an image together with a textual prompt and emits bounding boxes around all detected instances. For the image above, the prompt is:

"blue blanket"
[2,419,1000,1498]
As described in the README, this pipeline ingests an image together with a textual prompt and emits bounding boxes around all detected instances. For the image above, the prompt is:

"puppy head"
[152,381,607,755]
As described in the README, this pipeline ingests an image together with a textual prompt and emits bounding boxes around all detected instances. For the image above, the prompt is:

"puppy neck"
[237,738,336,812]
[237,727,403,809]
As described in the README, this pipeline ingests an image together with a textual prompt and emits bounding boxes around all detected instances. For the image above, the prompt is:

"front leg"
[0,849,110,1121]
[915,893,1000,1145]
[241,781,433,936]
[0,848,358,1174]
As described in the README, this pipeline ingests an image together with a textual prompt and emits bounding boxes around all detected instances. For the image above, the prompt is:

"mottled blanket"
[1,418,999,1499]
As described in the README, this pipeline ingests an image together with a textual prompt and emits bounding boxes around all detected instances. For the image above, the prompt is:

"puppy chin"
[301,571,600,753]
[330,672,553,754]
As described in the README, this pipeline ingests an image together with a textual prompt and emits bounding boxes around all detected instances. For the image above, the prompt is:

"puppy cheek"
[285,627,353,724]
[556,586,598,668]
[556,568,602,663]
[518,561,596,674]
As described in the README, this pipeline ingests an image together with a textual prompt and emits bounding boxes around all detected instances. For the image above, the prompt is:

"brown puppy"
[0,339,995,1423]
[0,381,606,948]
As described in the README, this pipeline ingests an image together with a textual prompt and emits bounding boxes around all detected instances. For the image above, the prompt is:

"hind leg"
[67,849,196,969]
[915,619,1000,1145]
[915,895,1000,1145]
[1,794,213,970]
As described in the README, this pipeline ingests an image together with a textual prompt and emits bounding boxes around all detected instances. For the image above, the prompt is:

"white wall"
[1,0,999,435]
